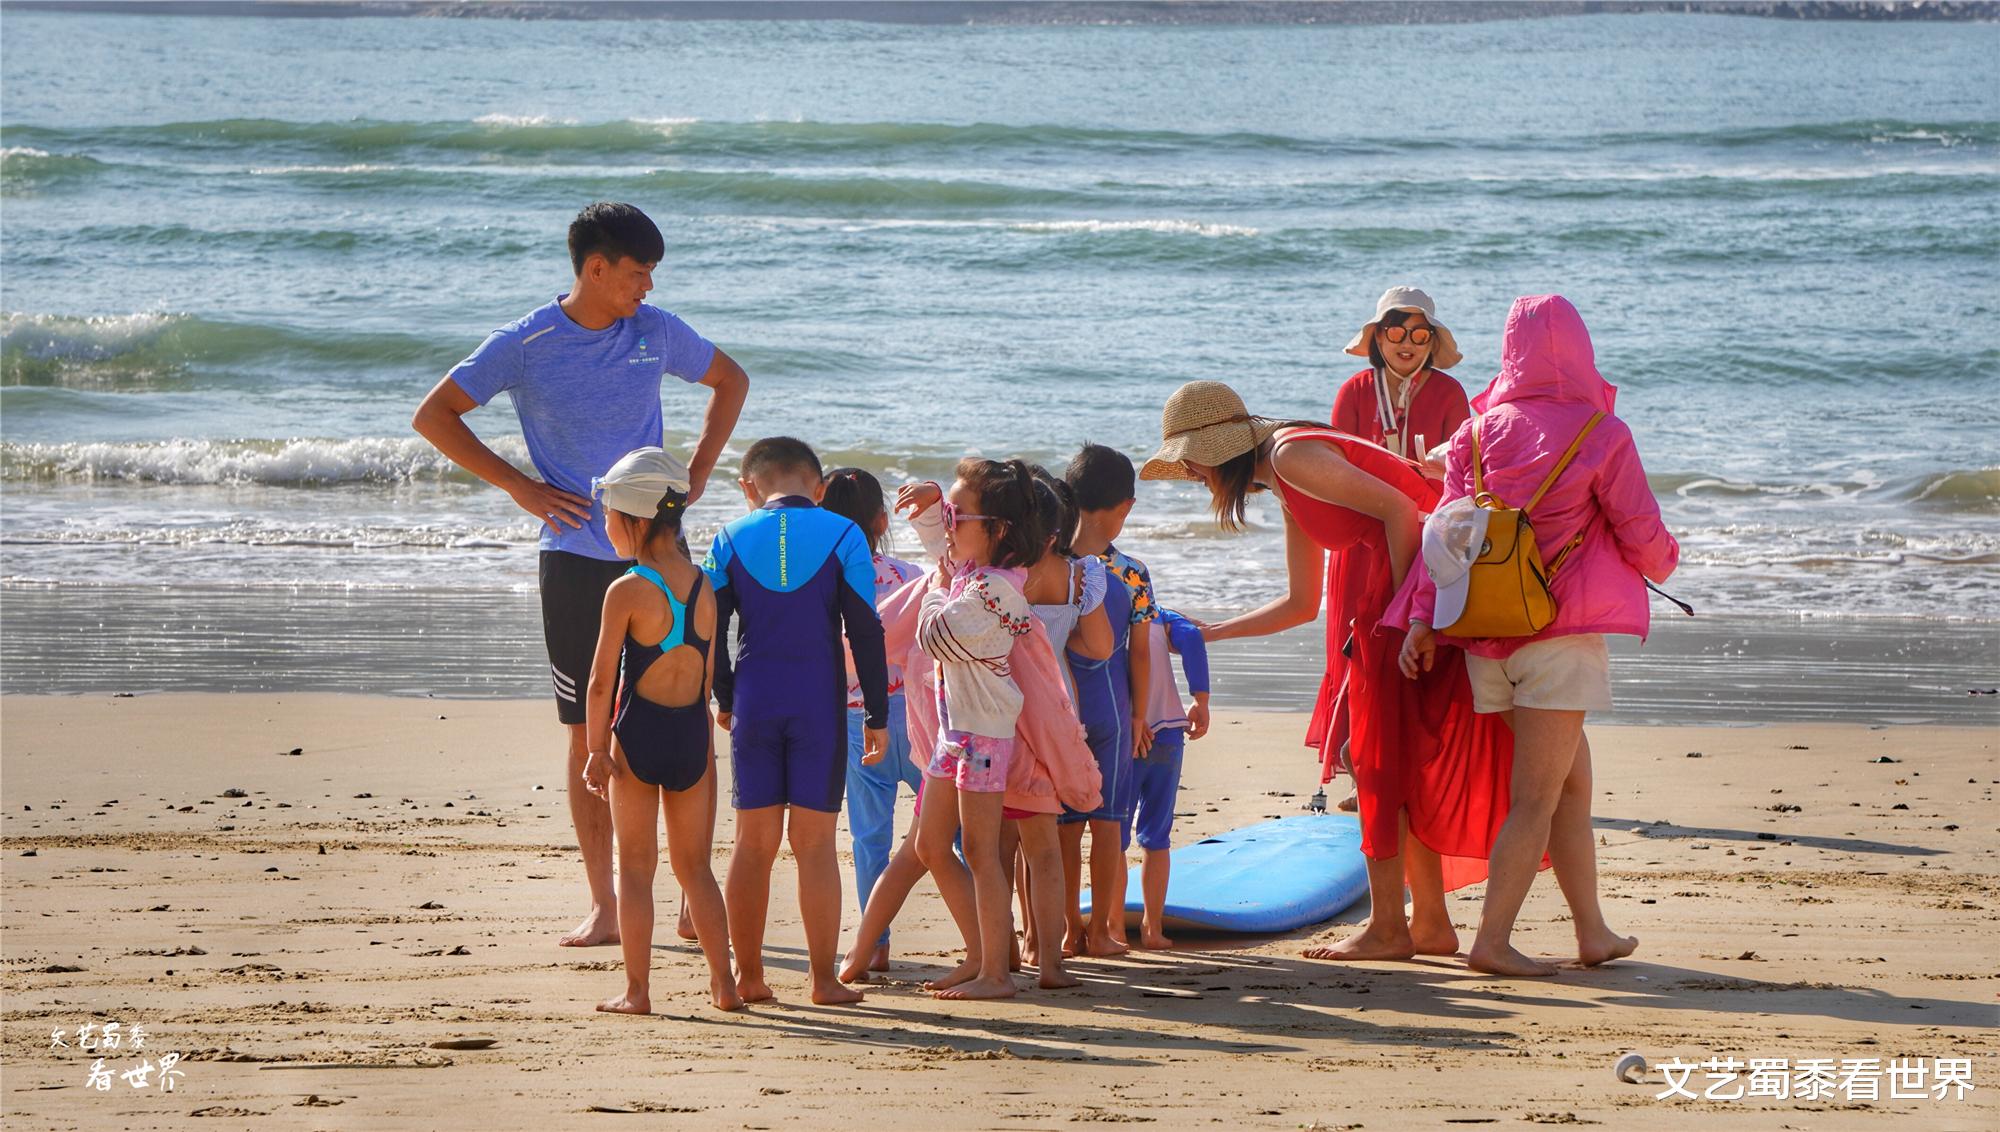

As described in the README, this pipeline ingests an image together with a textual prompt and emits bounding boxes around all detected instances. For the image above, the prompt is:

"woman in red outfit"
[1143,380,1510,962]
[1313,288,1472,787]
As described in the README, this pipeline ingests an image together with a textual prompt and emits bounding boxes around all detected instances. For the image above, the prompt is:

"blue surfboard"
[1081,814,1370,933]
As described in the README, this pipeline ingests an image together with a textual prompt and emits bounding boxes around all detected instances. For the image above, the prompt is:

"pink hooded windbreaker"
[1394,294,1679,659]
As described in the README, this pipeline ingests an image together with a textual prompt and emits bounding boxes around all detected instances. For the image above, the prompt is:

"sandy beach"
[2,693,1993,1130]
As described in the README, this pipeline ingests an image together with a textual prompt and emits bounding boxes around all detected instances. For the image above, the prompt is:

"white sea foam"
[0,436,532,485]
[471,113,578,127]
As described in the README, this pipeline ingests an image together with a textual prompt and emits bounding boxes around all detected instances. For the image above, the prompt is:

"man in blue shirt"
[706,436,886,1006]
[412,202,749,949]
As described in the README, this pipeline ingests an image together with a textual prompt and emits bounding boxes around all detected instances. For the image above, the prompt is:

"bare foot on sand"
[1063,922,1085,959]
[1304,921,1416,962]
[559,905,619,947]
[710,975,746,1013]
[1138,930,1174,950]
[1336,792,1358,813]
[868,941,890,972]
[837,950,873,985]
[1573,929,1639,968]
[1009,937,1024,972]
[935,975,1017,1000]
[736,975,776,1003]
[676,903,697,942]
[1083,931,1129,957]
[812,976,865,1006]
[1038,965,1082,990]
[1467,941,1558,977]
[925,959,981,991]
[596,990,650,1015]
[1410,916,1461,956]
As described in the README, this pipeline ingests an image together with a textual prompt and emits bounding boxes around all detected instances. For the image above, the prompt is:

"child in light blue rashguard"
[1131,607,1211,950]
[820,467,923,974]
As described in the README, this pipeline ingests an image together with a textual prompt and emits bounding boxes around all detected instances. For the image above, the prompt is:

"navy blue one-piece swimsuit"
[612,565,713,792]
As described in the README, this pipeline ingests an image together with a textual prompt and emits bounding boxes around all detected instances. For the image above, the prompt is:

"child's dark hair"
[568,201,665,275]
[821,466,886,554]
[742,436,822,482]
[956,457,1044,571]
[622,488,690,555]
[1064,443,1136,513]
[1029,465,1078,558]
[1366,307,1432,372]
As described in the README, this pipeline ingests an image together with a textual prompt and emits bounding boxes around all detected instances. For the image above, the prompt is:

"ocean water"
[1,11,1996,699]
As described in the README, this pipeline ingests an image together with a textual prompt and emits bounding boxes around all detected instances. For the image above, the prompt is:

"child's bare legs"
[784,806,863,1005]
[597,765,659,1014]
[1082,819,1129,956]
[839,831,928,983]
[661,761,742,1011]
[1468,707,1585,977]
[915,778,983,990]
[1139,847,1172,949]
[1015,836,1040,967]
[935,787,1017,1000]
[676,767,717,942]
[1059,821,1087,956]
[1016,814,1079,988]
[1545,733,1636,966]
[724,805,784,1002]
[1000,825,1024,971]
[1402,823,1459,955]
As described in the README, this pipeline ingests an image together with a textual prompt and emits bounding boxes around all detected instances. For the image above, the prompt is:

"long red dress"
[1310,369,1472,772]
[1274,426,1510,892]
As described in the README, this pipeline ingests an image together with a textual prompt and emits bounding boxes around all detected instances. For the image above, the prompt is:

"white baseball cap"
[1422,496,1490,631]
[593,447,692,519]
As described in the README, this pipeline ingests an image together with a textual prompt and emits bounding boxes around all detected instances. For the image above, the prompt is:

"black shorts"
[539,550,632,725]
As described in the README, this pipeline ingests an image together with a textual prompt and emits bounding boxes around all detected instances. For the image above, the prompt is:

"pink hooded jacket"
[1396,295,1679,659]
[879,572,1101,815]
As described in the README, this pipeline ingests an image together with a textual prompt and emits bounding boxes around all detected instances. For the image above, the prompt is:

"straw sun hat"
[1140,380,1285,482]
[1344,285,1463,371]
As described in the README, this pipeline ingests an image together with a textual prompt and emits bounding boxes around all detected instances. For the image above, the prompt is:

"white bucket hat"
[1344,285,1463,372]
[1422,496,1490,630]
[593,447,692,519]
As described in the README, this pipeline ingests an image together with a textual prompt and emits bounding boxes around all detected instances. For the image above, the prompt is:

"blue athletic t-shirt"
[448,297,716,561]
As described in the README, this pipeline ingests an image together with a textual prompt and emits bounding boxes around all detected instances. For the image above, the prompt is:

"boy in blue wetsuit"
[1132,607,1211,950]
[706,436,887,1006]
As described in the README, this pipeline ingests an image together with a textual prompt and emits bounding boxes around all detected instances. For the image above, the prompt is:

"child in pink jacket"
[1396,293,1679,978]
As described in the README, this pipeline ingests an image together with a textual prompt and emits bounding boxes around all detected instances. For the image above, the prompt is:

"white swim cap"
[594,447,692,519]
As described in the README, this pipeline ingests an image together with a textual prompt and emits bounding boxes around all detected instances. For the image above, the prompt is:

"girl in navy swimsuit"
[582,448,744,1014]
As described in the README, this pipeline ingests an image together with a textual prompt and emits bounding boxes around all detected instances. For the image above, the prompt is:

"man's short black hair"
[568,202,664,275]
[742,436,822,482]
[1064,442,1136,513]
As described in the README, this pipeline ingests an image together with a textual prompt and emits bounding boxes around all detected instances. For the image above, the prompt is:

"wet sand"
[1,694,1995,1130]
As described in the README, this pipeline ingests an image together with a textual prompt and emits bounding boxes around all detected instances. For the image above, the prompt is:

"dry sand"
[2,693,1994,1130]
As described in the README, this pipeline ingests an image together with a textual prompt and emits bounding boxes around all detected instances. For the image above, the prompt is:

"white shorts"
[1466,634,1613,715]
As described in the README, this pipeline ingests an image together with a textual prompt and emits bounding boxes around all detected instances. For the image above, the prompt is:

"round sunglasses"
[1380,324,1434,346]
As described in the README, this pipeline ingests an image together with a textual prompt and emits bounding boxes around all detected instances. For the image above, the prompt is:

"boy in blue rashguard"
[706,437,888,1007]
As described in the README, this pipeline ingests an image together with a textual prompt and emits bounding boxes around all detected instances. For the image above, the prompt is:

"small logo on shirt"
[627,336,656,366]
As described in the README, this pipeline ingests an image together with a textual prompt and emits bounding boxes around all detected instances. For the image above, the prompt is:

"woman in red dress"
[1142,380,1510,961]
[1314,288,1472,788]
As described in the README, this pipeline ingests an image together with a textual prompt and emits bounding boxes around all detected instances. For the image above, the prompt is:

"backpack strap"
[1526,412,1606,512]
[1532,412,1607,578]
[1470,417,1488,500]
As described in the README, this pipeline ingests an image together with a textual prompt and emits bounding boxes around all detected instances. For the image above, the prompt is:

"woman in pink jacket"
[1397,294,1679,977]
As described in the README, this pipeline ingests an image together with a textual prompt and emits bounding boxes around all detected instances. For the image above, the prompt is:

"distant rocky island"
[13,0,1993,22]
